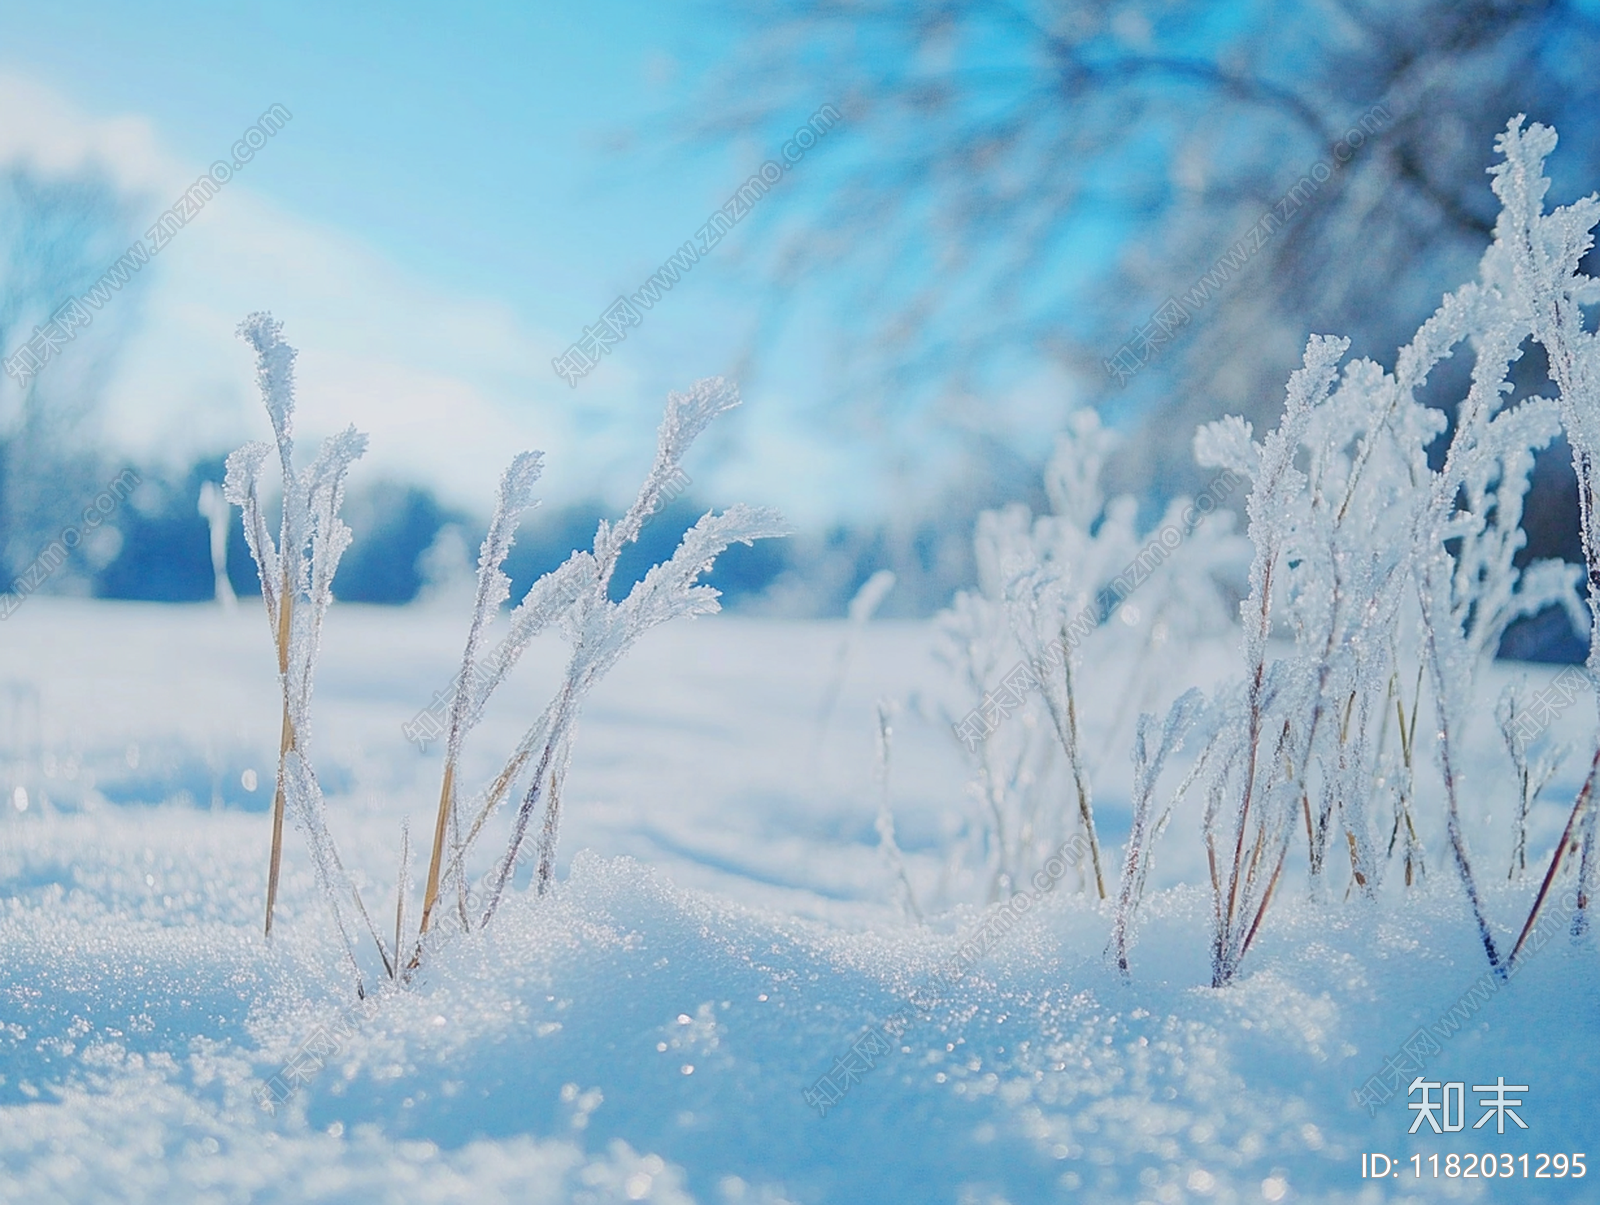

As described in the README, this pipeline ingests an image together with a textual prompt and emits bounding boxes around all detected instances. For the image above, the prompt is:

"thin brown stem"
[418,761,456,937]
[1227,560,1275,936]
[1236,834,1291,972]
[1061,651,1104,899]
[1345,826,1367,889]
[1508,745,1599,969]
[264,579,294,938]
[536,767,563,895]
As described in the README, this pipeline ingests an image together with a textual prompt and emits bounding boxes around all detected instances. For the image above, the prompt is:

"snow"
[2,598,1598,1202]
[9,123,1600,1196]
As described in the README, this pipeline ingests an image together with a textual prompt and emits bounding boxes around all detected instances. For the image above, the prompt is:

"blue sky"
[1,0,729,326]
[0,1,949,524]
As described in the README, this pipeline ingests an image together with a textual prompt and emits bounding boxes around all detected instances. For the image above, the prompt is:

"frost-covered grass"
[938,117,1600,993]
[5,118,1600,1202]
[1,601,1598,1202]
[225,315,784,993]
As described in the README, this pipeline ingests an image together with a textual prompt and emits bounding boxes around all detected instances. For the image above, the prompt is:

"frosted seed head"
[236,312,297,450]
[499,451,545,513]
[223,442,271,506]
[307,427,369,497]
[658,377,740,464]
[1044,408,1116,526]
[1194,415,1258,477]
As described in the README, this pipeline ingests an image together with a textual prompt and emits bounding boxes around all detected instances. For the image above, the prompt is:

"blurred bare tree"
[0,167,146,586]
[693,0,1600,495]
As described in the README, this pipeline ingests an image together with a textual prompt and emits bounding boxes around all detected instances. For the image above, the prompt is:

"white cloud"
[0,71,655,514]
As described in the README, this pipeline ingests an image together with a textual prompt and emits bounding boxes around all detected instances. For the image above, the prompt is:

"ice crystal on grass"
[1158,117,1600,985]
[418,451,547,937]
[933,118,1600,988]
[226,313,371,989]
[482,498,789,922]
[413,377,788,962]
[1481,117,1600,945]
[226,325,786,990]
[1195,336,1348,987]
[1186,307,1572,979]
[936,409,1245,906]
[1112,687,1208,976]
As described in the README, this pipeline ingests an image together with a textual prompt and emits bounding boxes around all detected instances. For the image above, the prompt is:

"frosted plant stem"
[416,384,781,952]
[393,820,410,981]
[1429,636,1503,976]
[534,728,580,897]
[1498,690,1541,882]
[1226,556,1276,953]
[1234,832,1291,976]
[264,579,294,938]
[535,765,565,896]
[1037,631,1104,899]
[1562,456,1600,945]
[485,752,549,924]
[425,761,527,939]
[1396,665,1425,885]
[470,752,547,928]
[422,691,570,947]
[1576,470,1600,939]
[415,451,545,947]
[1115,713,1162,974]
[1111,692,1206,977]
[1063,654,1104,900]
[1572,787,1599,940]
[349,879,392,982]
[1498,117,1600,928]
[281,755,370,996]
[418,762,456,937]
[1443,731,1501,975]
[482,684,574,926]
[1206,836,1222,976]
[1510,745,1599,967]
[309,780,392,981]
[452,793,470,930]
[405,760,460,974]
[873,701,921,922]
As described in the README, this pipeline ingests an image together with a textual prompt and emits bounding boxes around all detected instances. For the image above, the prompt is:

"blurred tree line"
[0,163,788,609]
[3,1,1596,636]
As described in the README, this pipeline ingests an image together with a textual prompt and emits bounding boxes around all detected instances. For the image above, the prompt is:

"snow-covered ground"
[2,599,1598,1203]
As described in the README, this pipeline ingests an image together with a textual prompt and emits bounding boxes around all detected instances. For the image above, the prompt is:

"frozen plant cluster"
[933,117,1600,993]
[936,409,1248,907]
[226,320,785,995]
[415,377,788,948]
[226,315,372,972]
[1131,116,1597,987]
